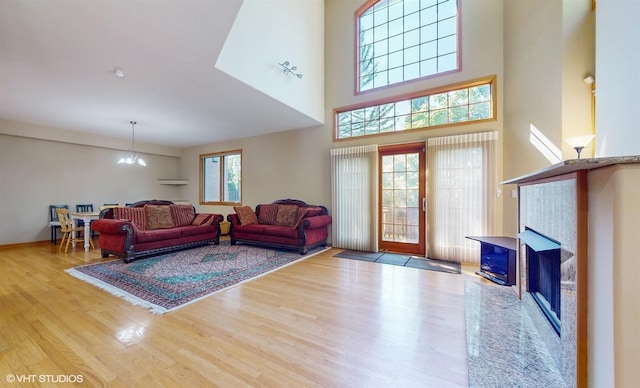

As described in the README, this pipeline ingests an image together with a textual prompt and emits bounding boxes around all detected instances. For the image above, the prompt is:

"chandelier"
[117,121,146,166]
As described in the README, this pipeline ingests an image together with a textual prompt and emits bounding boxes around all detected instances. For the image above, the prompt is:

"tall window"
[357,0,460,92]
[330,145,379,252]
[426,131,497,263]
[336,76,495,140]
[200,150,242,205]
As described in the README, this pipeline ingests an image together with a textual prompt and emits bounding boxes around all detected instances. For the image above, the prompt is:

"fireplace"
[505,168,590,387]
[518,228,562,335]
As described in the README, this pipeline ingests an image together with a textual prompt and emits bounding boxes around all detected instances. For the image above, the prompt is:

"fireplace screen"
[518,229,562,335]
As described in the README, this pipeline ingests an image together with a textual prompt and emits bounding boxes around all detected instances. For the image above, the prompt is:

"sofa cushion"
[170,204,195,227]
[192,213,215,226]
[275,204,298,227]
[262,224,299,239]
[293,207,311,228]
[258,204,278,225]
[179,224,216,237]
[114,207,147,230]
[234,223,266,235]
[135,228,181,244]
[145,204,176,230]
[234,206,258,225]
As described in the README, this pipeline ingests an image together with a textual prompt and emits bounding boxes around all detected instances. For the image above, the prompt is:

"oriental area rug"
[66,241,328,314]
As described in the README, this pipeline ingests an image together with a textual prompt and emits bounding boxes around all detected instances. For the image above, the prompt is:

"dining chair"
[49,204,69,245]
[76,204,95,238]
[56,208,94,253]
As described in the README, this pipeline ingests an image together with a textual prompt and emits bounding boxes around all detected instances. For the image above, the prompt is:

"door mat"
[334,250,461,274]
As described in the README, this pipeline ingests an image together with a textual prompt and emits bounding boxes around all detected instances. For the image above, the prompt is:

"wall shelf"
[158,179,189,185]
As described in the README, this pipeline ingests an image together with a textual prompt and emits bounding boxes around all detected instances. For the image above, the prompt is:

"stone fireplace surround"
[504,161,595,388]
[517,176,583,387]
[506,156,640,387]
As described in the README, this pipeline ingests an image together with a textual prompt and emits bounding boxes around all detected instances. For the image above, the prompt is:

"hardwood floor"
[0,241,483,387]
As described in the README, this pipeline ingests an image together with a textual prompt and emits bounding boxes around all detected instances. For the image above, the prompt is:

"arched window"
[356,0,460,92]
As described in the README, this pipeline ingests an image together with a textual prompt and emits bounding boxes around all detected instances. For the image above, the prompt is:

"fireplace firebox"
[518,228,562,335]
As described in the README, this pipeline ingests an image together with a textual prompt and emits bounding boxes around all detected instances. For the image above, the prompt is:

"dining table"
[70,211,100,251]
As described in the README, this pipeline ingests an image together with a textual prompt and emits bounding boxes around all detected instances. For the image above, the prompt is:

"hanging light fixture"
[117,121,146,166]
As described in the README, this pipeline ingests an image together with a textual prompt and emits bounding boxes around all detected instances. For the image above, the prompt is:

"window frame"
[354,0,462,94]
[199,149,243,206]
[335,75,496,141]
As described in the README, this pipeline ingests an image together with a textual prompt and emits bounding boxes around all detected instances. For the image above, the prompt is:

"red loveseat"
[227,199,332,254]
[91,200,223,262]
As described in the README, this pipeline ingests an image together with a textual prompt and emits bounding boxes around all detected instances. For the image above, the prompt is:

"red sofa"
[91,200,223,262]
[227,199,332,254]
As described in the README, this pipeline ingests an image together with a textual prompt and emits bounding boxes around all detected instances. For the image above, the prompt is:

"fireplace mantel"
[502,155,640,184]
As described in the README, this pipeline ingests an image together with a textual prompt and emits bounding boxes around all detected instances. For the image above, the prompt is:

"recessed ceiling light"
[114,67,125,78]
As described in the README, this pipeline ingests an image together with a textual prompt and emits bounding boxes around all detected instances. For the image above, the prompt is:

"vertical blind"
[330,144,378,252]
[426,131,498,263]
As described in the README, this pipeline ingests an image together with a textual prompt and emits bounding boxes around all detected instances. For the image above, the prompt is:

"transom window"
[357,0,460,92]
[336,77,494,140]
[200,150,242,205]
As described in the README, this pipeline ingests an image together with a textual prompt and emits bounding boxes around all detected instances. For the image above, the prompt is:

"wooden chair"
[56,208,94,253]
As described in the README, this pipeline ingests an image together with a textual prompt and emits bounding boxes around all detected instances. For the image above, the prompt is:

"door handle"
[422,197,426,212]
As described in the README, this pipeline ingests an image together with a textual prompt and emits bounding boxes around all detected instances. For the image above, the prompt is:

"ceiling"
[0,0,320,148]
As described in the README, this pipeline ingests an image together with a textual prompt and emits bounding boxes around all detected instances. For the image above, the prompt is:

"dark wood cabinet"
[466,236,517,286]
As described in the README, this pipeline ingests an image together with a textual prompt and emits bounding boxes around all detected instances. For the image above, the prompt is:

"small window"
[335,76,495,140]
[200,150,242,205]
[357,0,460,92]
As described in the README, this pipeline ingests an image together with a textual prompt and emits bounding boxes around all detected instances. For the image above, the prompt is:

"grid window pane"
[421,6,438,24]
[357,0,460,91]
[404,46,420,64]
[438,35,457,55]
[388,67,404,84]
[438,17,457,38]
[420,58,437,76]
[389,3,403,20]
[438,52,457,72]
[374,24,388,41]
[404,62,420,81]
[389,18,403,37]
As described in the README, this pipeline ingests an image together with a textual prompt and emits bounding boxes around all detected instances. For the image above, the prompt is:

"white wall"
[595,0,640,157]
[0,130,181,245]
[216,0,325,123]
[178,125,330,218]
[502,0,594,235]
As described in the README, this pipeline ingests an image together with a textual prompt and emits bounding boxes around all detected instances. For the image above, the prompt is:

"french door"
[378,143,426,255]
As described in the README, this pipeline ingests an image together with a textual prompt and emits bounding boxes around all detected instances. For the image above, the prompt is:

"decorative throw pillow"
[305,206,324,217]
[192,213,215,226]
[113,206,147,230]
[275,204,298,227]
[170,204,195,227]
[144,204,176,230]
[293,207,311,228]
[258,204,278,225]
[234,206,258,225]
